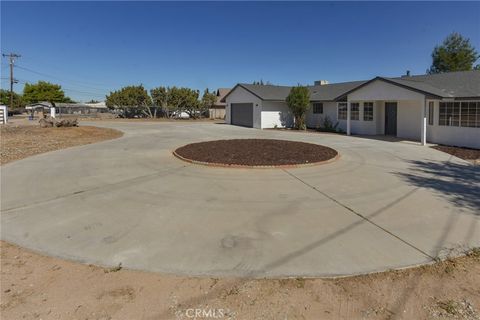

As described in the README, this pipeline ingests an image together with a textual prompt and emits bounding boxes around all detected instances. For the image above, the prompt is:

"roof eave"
[333,77,446,101]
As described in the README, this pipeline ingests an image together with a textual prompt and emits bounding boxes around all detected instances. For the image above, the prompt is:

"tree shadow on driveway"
[393,160,480,214]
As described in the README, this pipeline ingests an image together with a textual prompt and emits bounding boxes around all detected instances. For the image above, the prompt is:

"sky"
[1,1,479,102]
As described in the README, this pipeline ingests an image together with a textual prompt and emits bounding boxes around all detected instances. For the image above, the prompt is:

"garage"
[230,103,253,127]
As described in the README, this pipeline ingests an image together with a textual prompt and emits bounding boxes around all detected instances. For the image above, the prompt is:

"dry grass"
[1,125,123,165]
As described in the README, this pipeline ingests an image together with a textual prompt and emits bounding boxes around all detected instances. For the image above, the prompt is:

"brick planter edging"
[172,150,340,169]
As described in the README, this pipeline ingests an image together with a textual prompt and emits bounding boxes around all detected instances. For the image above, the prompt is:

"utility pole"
[2,53,21,109]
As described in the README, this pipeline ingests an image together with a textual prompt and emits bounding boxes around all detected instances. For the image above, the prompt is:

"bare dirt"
[1,125,123,165]
[432,145,480,165]
[174,139,338,166]
[1,242,479,320]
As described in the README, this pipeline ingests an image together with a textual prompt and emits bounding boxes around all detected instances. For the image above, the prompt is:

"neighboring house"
[56,102,109,115]
[26,101,110,117]
[222,71,480,149]
[25,102,53,118]
[0,105,7,124]
[209,88,230,119]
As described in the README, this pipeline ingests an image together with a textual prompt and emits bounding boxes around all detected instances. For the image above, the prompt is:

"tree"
[428,33,479,74]
[22,81,73,106]
[86,99,100,104]
[201,88,217,116]
[173,87,201,119]
[150,86,175,118]
[0,89,24,109]
[286,85,310,130]
[151,86,206,119]
[105,85,154,118]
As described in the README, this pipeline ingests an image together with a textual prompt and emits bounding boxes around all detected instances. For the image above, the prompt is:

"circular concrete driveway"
[2,122,479,278]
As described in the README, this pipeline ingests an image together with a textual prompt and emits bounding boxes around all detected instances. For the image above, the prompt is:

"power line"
[6,78,106,98]
[15,64,110,92]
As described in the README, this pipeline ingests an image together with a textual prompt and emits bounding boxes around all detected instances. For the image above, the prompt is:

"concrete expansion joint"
[281,168,435,261]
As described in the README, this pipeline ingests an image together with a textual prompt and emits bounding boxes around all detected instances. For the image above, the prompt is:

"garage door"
[231,103,253,127]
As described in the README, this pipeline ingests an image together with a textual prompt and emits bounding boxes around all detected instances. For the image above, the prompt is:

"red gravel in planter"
[174,139,338,167]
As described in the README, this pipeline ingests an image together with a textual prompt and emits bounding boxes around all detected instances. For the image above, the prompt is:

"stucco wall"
[396,100,422,141]
[305,102,337,129]
[225,86,262,129]
[348,79,425,101]
[261,101,293,128]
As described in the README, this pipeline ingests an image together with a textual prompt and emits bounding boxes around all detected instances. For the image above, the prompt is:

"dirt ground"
[1,242,479,320]
[0,125,123,165]
[174,139,338,166]
[432,145,480,165]
[1,124,479,319]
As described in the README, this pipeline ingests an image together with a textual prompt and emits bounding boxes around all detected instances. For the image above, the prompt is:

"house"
[0,105,7,124]
[56,102,109,115]
[222,71,480,149]
[26,101,111,118]
[209,88,230,119]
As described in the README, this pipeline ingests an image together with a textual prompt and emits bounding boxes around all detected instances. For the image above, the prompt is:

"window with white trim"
[350,103,359,120]
[313,102,323,114]
[338,103,347,120]
[363,102,373,121]
[428,101,434,125]
[460,101,480,127]
[439,102,460,126]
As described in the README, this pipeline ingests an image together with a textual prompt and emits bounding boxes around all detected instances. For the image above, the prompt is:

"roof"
[222,71,480,102]
[392,71,480,98]
[215,88,231,107]
[25,102,53,109]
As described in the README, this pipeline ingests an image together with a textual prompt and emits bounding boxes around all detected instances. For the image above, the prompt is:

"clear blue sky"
[1,1,479,102]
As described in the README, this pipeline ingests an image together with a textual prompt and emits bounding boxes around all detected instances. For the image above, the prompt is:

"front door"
[385,102,397,135]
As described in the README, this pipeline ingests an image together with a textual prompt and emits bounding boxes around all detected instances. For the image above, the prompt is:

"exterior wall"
[376,101,385,134]
[426,100,480,149]
[396,100,422,140]
[336,101,380,135]
[305,102,337,129]
[261,101,294,128]
[225,86,262,129]
[348,79,425,101]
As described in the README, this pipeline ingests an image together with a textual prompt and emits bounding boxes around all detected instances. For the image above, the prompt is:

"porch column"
[421,99,426,146]
[347,101,351,136]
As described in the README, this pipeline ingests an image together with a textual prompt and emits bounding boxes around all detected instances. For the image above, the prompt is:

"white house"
[222,71,480,149]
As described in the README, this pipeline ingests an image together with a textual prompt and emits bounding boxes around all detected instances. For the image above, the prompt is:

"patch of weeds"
[226,285,239,296]
[437,300,458,315]
[278,279,290,287]
[467,247,480,259]
[104,262,122,273]
[295,277,306,289]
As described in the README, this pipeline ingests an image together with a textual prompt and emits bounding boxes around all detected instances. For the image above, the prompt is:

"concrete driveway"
[1,121,479,277]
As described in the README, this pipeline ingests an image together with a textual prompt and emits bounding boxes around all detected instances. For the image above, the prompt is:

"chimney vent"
[314,80,329,86]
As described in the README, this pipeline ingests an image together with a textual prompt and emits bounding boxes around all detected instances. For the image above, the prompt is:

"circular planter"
[173,139,339,169]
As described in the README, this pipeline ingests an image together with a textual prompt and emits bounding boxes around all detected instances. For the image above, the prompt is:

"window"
[428,101,434,125]
[460,101,480,128]
[439,102,460,126]
[338,103,347,120]
[350,103,359,120]
[313,102,323,114]
[363,102,373,121]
